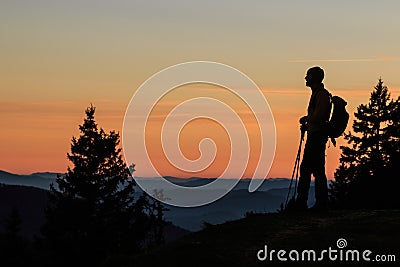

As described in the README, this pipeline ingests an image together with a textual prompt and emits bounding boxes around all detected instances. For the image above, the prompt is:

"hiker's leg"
[297,136,313,206]
[313,132,328,207]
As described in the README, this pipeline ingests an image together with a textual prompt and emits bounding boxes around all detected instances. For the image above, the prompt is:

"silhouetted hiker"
[296,66,332,211]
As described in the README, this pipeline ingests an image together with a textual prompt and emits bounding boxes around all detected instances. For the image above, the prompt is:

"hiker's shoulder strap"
[322,87,332,99]
[330,137,337,147]
[310,87,330,109]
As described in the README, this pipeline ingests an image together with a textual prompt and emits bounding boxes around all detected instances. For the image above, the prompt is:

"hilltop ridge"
[135,209,400,266]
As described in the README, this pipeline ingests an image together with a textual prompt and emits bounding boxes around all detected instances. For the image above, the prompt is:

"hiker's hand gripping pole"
[299,115,307,141]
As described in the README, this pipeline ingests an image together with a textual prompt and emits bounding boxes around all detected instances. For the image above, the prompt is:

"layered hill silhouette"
[0,184,188,242]
[0,170,317,231]
[0,170,57,190]
[1,176,398,266]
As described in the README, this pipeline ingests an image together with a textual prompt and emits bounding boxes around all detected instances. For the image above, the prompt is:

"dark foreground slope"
[134,210,400,266]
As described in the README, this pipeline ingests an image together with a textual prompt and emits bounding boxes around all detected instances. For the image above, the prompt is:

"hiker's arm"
[307,92,331,124]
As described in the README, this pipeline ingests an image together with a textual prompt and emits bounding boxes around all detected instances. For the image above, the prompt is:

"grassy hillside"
[134,210,400,266]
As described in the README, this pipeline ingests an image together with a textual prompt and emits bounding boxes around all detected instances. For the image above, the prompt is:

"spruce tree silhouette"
[330,79,400,208]
[0,207,31,267]
[42,105,161,266]
[4,207,22,239]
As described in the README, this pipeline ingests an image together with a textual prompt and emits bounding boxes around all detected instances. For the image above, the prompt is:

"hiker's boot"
[309,202,328,213]
[293,198,308,212]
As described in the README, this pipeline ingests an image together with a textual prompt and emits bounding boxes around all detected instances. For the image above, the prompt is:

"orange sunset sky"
[1,1,400,179]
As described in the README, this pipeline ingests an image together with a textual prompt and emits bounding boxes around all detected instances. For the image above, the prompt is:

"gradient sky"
[1,1,399,178]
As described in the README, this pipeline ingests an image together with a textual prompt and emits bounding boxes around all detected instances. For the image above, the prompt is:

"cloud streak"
[288,57,400,63]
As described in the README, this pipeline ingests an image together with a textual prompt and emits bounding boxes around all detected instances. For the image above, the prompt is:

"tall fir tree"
[1,207,29,266]
[4,207,22,239]
[43,105,158,265]
[330,79,400,208]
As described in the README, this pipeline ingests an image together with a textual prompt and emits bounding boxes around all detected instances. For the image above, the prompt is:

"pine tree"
[1,207,32,266]
[43,105,157,265]
[383,94,400,167]
[148,197,168,246]
[4,207,22,239]
[330,79,400,208]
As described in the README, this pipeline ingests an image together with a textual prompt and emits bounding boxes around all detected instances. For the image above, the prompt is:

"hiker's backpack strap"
[331,137,337,147]
[324,88,332,101]
[324,89,336,146]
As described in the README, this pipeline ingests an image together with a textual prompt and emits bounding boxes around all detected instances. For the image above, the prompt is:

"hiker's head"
[305,66,324,87]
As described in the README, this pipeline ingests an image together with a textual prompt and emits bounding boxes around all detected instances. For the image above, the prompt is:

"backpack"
[327,93,349,146]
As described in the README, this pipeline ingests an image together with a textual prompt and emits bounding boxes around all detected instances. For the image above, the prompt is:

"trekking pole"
[293,130,305,197]
[284,129,305,208]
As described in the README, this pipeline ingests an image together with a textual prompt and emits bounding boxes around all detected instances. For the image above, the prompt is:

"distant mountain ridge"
[0,170,296,192]
[0,170,316,231]
[30,172,63,179]
[0,170,57,190]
